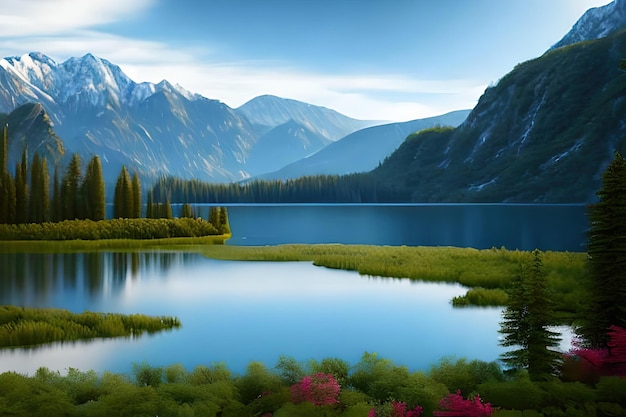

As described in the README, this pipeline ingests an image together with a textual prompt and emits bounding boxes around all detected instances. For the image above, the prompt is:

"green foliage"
[83,156,105,221]
[428,356,504,395]
[61,153,81,220]
[0,217,222,241]
[113,165,133,219]
[0,305,180,348]
[499,250,562,380]
[452,287,509,307]
[580,151,626,348]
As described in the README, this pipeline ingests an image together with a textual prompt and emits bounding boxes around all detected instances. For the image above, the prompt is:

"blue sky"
[0,0,612,121]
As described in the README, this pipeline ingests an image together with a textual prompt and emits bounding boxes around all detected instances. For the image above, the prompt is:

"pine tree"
[146,189,154,219]
[131,172,141,218]
[51,166,62,222]
[181,203,194,218]
[61,153,82,220]
[580,151,626,348]
[83,156,105,221]
[113,166,133,218]
[500,249,561,380]
[0,124,7,223]
[4,172,16,224]
[29,154,49,223]
[15,160,28,224]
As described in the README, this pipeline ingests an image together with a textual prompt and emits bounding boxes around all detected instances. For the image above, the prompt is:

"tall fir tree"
[499,249,561,381]
[14,161,28,224]
[29,153,49,223]
[0,124,6,223]
[61,153,82,220]
[83,156,105,221]
[51,166,62,222]
[580,151,626,348]
[131,172,141,218]
[146,189,154,219]
[113,166,133,218]
[3,172,16,224]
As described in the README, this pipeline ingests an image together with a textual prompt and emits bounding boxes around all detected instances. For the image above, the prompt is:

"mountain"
[237,94,377,140]
[0,53,374,185]
[244,120,332,176]
[256,110,470,180]
[372,28,626,203]
[551,0,626,49]
[0,103,65,170]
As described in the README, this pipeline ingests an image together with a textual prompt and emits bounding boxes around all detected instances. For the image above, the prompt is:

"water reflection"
[0,252,508,376]
[0,252,194,311]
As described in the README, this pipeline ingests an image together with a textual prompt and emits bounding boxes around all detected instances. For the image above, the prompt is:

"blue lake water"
[0,204,583,375]
[197,203,588,252]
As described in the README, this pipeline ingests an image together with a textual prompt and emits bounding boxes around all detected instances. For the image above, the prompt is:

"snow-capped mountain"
[551,0,626,50]
[0,52,374,184]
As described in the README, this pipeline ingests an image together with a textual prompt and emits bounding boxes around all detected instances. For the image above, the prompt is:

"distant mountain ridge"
[0,53,377,184]
[257,110,471,180]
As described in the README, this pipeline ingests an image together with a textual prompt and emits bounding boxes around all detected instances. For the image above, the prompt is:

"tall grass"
[0,306,181,348]
[196,244,586,315]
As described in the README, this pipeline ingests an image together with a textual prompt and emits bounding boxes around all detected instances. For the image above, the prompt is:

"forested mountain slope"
[372,29,626,203]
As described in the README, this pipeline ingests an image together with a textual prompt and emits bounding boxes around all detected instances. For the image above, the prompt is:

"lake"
[0,204,584,375]
[194,203,588,251]
[0,252,506,376]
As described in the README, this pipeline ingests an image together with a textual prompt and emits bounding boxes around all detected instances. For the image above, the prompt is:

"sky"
[0,0,613,121]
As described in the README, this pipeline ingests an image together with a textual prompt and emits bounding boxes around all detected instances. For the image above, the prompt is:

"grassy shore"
[0,240,587,316]
[0,305,180,348]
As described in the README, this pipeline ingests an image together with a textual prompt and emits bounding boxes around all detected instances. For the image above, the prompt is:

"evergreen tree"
[580,151,626,348]
[1,124,6,176]
[83,156,105,221]
[131,172,141,218]
[218,206,231,234]
[3,172,16,224]
[61,153,82,220]
[146,189,154,219]
[51,166,62,222]
[113,166,133,218]
[499,249,561,380]
[14,161,28,224]
[0,124,6,223]
[208,206,220,229]
[181,203,194,218]
[29,154,49,223]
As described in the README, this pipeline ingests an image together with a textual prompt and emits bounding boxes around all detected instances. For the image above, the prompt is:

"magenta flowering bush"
[566,325,626,379]
[290,372,340,406]
[433,390,493,417]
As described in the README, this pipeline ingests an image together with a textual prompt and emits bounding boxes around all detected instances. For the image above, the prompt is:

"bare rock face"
[551,0,626,50]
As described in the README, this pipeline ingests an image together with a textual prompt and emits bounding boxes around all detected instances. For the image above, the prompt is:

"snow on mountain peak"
[551,0,626,50]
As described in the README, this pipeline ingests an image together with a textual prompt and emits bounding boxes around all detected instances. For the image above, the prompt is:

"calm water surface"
[210,204,587,251]
[0,252,504,375]
[1,204,582,375]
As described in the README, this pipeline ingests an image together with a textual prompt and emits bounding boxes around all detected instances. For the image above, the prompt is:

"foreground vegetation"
[0,353,624,417]
[0,306,180,348]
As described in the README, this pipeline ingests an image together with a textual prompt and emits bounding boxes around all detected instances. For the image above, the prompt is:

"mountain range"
[0,54,380,183]
[1,0,625,203]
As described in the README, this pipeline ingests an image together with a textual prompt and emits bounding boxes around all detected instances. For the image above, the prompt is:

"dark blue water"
[190,204,588,252]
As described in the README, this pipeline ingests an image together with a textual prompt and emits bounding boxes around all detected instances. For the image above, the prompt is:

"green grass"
[193,244,586,317]
[0,241,587,315]
[0,306,181,348]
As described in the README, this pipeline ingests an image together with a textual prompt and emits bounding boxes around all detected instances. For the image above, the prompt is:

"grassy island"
[0,305,181,348]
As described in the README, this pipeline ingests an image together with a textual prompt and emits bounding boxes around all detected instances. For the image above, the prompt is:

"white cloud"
[0,25,482,121]
[0,0,154,36]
